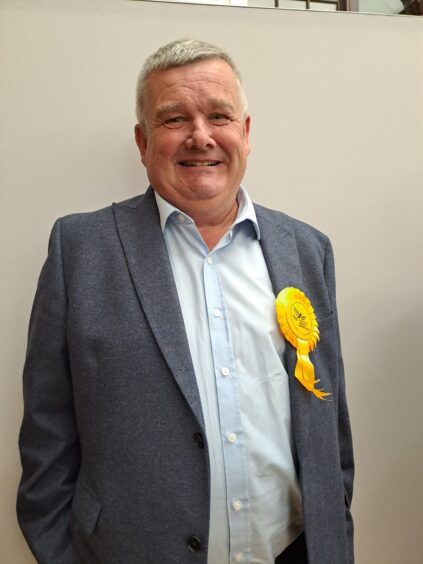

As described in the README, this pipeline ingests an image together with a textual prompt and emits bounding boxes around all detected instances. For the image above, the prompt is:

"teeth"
[180,161,219,166]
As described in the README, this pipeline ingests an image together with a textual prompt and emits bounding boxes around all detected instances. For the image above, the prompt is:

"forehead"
[145,59,240,111]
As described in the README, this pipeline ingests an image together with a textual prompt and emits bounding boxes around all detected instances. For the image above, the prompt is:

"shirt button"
[186,535,201,552]
[206,256,213,264]
[213,308,221,318]
[228,432,237,443]
[232,500,242,511]
[221,367,230,377]
[178,214,186,223]
[234,553,244,562]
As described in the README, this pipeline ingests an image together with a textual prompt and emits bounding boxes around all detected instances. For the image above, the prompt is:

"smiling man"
[17,40,354,564]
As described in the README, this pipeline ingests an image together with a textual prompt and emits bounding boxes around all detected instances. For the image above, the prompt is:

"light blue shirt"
[155,188,303,564]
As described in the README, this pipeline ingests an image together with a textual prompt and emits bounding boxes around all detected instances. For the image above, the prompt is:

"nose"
[185,117,216,150]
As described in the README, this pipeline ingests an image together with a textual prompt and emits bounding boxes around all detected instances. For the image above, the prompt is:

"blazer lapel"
[255,205,313,471]
[112,188,205,432]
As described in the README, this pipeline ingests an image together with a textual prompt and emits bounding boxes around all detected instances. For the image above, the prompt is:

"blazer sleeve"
[324,238,355,561]
[17,219,80,564]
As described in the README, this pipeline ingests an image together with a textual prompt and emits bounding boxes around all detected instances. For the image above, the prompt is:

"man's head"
[134,39,251,221]
[135,39,248,131]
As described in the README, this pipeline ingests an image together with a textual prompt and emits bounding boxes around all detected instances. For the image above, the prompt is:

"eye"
[209,113,231,125]
[163,116,186,129]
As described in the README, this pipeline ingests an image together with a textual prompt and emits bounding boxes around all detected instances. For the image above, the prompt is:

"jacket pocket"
[344,486,352,509]
[317,311,335,334]
[72,480,101,536]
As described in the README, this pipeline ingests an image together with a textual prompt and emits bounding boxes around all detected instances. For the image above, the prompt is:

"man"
[17,40,354,564]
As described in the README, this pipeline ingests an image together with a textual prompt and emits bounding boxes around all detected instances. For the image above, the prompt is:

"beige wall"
[1,1,422,562]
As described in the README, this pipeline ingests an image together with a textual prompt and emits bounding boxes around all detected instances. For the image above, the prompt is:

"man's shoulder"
[53,193,153,241]
[48,193,151,254]
[253,202,330,247]
[59,193,145,228]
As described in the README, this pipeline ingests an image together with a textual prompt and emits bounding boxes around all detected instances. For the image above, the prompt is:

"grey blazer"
[17,187,354,564]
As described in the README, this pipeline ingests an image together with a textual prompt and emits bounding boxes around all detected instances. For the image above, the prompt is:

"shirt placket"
[203,248,251,564]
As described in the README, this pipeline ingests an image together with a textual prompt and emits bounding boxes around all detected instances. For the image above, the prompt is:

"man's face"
[135,59,250,215]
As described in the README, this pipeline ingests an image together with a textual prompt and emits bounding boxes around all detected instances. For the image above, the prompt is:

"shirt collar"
[154,186,260,240]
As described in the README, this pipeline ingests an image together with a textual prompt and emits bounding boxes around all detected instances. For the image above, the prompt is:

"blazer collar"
[112,187,205,433]
[254,204,303,294]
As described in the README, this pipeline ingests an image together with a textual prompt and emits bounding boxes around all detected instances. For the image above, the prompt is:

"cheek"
[157,138,181,162]
[221,129,249,157]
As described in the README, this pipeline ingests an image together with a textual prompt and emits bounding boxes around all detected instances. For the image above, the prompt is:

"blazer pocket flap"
[72,480,101,536]
[317,311,335,334]
[344,486,352,509]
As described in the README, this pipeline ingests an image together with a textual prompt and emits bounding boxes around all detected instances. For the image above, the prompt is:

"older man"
[17,40,354,564]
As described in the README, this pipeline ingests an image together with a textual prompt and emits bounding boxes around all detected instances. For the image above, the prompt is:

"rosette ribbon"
[276,287,330,400]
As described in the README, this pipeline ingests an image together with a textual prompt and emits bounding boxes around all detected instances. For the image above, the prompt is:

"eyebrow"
[155,98,236,119]
[156,103,181,119]
[208,98,235,114]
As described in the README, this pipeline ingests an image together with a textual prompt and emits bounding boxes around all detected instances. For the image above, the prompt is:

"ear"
[243,115,251,156]
[134,124,148,166]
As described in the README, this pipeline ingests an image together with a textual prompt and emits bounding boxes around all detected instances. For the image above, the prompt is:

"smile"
[179,161,221,167]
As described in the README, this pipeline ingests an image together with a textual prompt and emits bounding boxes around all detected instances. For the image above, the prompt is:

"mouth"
[178,160,221,167]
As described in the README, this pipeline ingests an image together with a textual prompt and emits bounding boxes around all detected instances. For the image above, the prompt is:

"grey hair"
[135,39,248,129]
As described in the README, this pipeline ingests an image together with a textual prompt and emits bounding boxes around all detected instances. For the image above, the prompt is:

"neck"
[197,209,238,251]
[156,189,241,251]
[192,199,238,251]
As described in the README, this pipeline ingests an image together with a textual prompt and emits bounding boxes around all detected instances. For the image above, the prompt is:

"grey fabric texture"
[17,187,354,564]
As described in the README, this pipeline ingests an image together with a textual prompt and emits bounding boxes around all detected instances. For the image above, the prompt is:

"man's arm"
[17,219,80,563]
[324,238,355,560]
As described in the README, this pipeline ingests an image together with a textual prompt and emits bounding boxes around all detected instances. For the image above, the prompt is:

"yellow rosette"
[276,287,330,400]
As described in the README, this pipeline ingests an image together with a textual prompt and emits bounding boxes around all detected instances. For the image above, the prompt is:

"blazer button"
[187,535,201,552]
[193,432,204,449]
